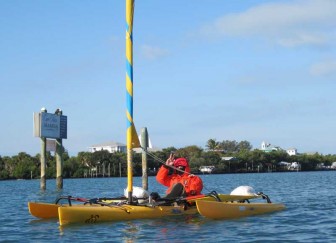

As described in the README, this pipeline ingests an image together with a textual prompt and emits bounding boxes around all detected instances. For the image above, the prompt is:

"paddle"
[143,150,192,175]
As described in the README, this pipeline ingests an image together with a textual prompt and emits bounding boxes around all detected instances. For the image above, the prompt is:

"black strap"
[257,192,272,203]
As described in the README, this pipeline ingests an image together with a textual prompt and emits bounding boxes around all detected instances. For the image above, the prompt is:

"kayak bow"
[28,202,60,219]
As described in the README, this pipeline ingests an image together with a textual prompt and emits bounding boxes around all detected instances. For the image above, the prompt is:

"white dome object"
[124,186,149,203]
[230,186,257,196]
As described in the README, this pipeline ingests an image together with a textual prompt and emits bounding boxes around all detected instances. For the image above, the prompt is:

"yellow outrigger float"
[196,200,285,220]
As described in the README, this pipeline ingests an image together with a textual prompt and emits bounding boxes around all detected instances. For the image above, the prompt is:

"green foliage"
[0,156,8,179]
[206,139,253,153]
[237,140,253,152]
[1,139,335,180]
[6,152,39,179]
[201,151,221,166]
[206,139,221,151]
[221,140,239,153]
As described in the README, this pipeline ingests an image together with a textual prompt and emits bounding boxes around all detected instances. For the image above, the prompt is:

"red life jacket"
[156,158,203,196]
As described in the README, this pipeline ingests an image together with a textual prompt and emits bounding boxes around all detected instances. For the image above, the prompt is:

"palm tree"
[206,139,221,151]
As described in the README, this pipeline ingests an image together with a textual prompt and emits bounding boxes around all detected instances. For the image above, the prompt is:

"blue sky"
[1,0,336,156]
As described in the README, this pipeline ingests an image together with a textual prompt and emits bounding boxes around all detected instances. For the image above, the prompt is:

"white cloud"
[199,0,336,47]
[140,45,169,60]
[277,33,327,47]
[310,60,336,76]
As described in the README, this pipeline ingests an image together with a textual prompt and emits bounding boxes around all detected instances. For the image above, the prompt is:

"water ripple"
[0,171,335,242]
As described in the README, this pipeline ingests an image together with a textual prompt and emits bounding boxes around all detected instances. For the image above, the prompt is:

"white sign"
[41,113,61,139]
[33,112,67,139]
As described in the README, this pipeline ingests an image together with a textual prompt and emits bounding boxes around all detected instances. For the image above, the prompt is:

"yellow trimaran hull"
[28,194,254,219]
[58,204,196,225]
[57,197,285,225]
[57,194,263,225]
[28,194,285,225]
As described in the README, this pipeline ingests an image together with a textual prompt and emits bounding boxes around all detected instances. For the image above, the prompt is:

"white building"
[88,141,161,154]
[261,141,298,156]
[286,148,297,156]
[88,141,127,153]
[260,141,281,152]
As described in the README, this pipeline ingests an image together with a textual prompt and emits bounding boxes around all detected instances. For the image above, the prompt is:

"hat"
[173,158,188,167]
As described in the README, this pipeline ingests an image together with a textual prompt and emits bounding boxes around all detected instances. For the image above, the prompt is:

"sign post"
[55,109,64,189]
[34,108,67,189]
[40,108,47,190]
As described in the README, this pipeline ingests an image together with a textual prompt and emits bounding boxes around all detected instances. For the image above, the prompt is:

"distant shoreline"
[1,169,335,182]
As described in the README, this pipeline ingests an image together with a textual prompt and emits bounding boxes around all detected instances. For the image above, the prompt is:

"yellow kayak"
[196,200,285,219]
[28,193,259,220]
[58,203,197,225]
[29,192,282,225]
[57,193,264,225]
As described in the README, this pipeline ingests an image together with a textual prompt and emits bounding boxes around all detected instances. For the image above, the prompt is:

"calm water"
[1,171,335,242]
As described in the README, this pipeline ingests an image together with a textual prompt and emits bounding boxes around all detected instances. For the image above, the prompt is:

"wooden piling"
[40,137,46,190]
[55,109,63,189]
[141,127,148,190]
[40,108,47,190]
[56,138,63,189]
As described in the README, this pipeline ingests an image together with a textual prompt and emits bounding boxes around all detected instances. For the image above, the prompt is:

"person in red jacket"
[156,153,203,199]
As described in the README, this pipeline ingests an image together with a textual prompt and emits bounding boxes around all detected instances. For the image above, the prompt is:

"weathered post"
[55,109,63,189]
[40,108,47,190]
[55,138,63,189]
[141,127,148,190]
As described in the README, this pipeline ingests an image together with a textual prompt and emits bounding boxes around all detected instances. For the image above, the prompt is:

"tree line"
[1,139,335,180]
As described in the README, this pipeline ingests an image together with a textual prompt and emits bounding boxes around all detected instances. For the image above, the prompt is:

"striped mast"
[126,0,135,204]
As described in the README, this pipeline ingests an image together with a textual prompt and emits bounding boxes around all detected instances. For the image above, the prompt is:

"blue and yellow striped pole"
[126,0,135,204]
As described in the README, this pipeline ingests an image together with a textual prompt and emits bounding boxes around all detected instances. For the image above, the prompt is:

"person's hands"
[166,153,175,166]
